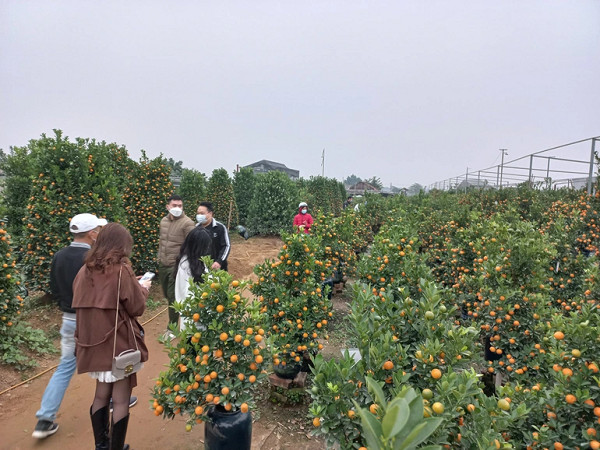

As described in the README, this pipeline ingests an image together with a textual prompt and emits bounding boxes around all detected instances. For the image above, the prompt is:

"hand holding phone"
[139,272,155,287]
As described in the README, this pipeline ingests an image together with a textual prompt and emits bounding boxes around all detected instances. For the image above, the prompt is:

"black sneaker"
[32,420,59,439]
[109,396,138,412]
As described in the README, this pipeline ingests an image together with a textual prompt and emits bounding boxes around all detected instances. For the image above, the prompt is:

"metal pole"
[528,155,533,185]
[546,157,552,190]
[499,149,507,189]
[496,166,500,188]
[465,167,469,193]
[587,138,597,195]
[321,149,325,177]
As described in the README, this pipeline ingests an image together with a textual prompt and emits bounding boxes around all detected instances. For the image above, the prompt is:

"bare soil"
[0,234,351,450]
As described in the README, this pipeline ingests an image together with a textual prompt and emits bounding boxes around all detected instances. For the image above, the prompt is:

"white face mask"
[196,214,207,224]
[169,207,183,217]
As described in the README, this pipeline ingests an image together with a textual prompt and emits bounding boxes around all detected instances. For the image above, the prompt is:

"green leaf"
[393,395,425,444]
[353,402,383,450]
[366,376,386,406]
[397,418,443,449]
[381,399,409,439]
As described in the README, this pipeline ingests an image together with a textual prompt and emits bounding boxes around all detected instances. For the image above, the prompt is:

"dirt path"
[0,236,332,450]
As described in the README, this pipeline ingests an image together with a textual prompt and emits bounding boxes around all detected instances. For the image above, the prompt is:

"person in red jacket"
[293,202,313,234]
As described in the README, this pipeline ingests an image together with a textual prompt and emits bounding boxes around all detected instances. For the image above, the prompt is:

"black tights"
[92,378,132,422]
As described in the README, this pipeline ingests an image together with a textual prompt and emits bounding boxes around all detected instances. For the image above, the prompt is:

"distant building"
[456,179,493,190]
[380,185,405,197]
[244,160,299,180]
[347,181,380,195]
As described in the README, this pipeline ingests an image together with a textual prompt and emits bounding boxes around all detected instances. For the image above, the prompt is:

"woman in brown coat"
[73,223,151,450]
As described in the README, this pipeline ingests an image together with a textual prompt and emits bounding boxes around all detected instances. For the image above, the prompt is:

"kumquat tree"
[0,220,22,335]
[0,215,57,369]
[3,129,600,449]
[123,151,174,272]
[305,187,600,449]
[152,264,268,425]
[18,131,127,291]
[1,131,174,290]
[251,232,333,371]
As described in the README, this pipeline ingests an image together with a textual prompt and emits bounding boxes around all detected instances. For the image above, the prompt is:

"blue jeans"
[36,314,77,422]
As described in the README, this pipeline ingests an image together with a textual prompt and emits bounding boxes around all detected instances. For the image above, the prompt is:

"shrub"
[177,168,206,214]
[308,353,366,447]
[248,171,298,235]
[233,167,255,226]
[207,168,238,229]
[0,146,37,237]
[312,213,360,280]
[300,176,345,216]
[123,152,174,273]
[0,219,58,369]
[251,232,332,366]
[19,131,127,291]
[0,220,22,334]
[353,377,443,450]
[152,266,267,426]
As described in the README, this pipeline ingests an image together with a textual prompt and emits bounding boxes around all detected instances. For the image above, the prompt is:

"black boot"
[90,406,110,450]
[110,414,130,450]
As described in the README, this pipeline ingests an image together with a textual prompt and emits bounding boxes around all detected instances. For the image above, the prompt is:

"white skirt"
[89,364,144,383]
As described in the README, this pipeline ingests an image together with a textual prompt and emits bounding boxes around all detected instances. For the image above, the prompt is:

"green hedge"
[248,171,298,235]
[207,168,238,228]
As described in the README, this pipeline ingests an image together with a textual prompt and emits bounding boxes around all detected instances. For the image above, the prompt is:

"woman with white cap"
[293,201,313,234]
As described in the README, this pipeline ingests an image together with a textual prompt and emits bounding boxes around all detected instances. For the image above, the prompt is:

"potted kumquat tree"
[152,262,267,449]
[251,232,333,379]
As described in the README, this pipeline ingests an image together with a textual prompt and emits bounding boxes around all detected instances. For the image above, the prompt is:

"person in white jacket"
[173,226,213,330]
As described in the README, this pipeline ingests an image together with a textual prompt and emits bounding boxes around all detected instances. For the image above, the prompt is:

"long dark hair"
[174,226,212,282]
[84,223,133,271]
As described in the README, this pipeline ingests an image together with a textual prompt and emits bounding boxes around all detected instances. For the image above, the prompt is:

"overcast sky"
[1,1,599,188]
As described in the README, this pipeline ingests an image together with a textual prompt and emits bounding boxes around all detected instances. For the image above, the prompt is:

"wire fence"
[427,136,600,195]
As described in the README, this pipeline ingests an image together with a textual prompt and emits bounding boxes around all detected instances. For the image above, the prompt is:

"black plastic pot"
[484,335,501,361]
[332,269,344,283]
[301,349,318,372]
[205,405,252,450]
[321,278,334,300]
[273,362,302,379]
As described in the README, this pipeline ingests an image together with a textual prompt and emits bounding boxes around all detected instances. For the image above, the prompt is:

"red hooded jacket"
[293,207,313,234]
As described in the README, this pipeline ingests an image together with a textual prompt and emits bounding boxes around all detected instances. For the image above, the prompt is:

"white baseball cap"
[69,213,108,233]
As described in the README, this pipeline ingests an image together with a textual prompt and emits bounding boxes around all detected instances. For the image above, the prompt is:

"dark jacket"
[73,263,149,385]
[49,244,90,313]
[202,219,230,271]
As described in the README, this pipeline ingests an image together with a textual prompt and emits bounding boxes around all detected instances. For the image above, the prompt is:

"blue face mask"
[301,209,307,214]
[196,214,207,224]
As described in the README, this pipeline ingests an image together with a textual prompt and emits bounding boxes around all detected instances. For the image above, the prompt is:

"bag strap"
[112,267,123,360]
[128,317,139,352]
[112,266,140,359]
